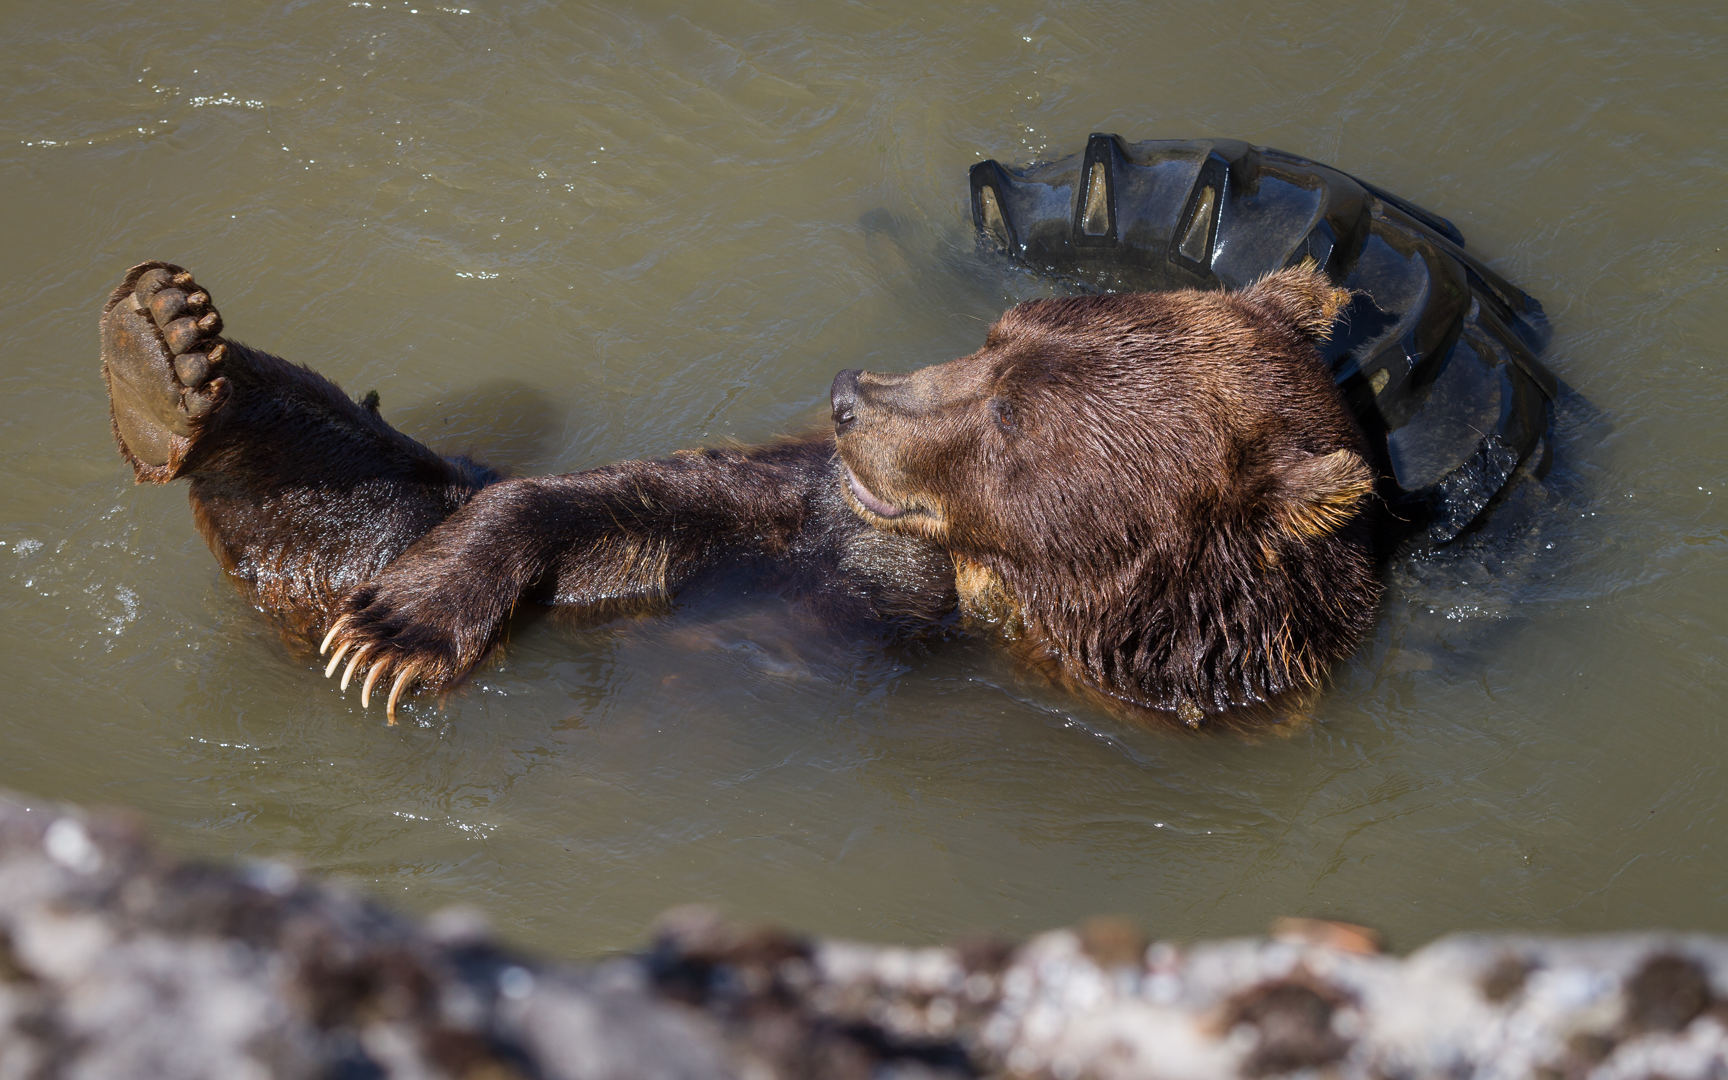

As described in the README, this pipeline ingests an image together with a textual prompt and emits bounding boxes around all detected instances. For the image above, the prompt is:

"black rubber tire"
[969,134,1558,544]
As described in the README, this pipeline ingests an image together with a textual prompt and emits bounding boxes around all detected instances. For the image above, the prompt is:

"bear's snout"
[831,367,919,429]
[830,367,947,431]
[830,368,861,430]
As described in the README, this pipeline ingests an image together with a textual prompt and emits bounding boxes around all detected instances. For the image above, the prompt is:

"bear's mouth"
[841,464,905,520]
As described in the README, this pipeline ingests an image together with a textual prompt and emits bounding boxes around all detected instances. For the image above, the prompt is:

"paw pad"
[100,261,234,475]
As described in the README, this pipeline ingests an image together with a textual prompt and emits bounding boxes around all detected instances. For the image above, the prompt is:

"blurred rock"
[2,791,1726,1079]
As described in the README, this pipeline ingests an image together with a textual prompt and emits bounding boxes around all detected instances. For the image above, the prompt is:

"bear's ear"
[1239,262,1354,342]
[1270,448,1374,540]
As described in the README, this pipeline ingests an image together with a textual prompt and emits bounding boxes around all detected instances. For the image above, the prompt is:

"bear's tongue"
[844,466,903,519]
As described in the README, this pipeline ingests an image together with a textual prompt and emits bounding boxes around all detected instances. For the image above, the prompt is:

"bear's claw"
[322,628,438,724]
[360,661,389,709]
[100,261,232,480]
[323,639,354,679]
[340,644,374,693]
[319,599,487,724]
[386,665,423,718]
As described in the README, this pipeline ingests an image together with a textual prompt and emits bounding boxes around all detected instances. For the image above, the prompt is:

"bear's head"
[830,264,1380,723]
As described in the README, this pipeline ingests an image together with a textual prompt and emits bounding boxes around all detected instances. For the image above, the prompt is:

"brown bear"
[98,259,1378,726]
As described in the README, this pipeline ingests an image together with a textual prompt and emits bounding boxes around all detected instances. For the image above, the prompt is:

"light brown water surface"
[2,0,1724,956]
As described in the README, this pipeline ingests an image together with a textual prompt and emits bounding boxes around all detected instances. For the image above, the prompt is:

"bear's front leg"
[319,482,547,718]
[320,444,827,720]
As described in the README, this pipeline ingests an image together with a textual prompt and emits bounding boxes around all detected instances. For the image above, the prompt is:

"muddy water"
[2,1,1724,957]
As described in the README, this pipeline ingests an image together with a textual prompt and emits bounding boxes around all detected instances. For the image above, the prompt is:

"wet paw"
[319,585,496,724]
[100,261,232,480]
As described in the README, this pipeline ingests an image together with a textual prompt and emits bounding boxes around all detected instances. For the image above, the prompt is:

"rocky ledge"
[1,792,1725,1079]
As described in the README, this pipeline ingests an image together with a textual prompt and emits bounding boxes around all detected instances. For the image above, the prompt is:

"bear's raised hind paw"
[100,261,232,480]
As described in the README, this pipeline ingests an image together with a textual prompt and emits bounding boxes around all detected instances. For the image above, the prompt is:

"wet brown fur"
[101,261,1376,726]
[834,265,1379,719]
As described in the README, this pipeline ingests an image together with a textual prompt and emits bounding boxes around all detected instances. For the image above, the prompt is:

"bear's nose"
[830,368,861,430]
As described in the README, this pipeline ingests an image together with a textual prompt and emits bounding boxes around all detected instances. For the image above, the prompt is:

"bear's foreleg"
[320,439,831,719]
